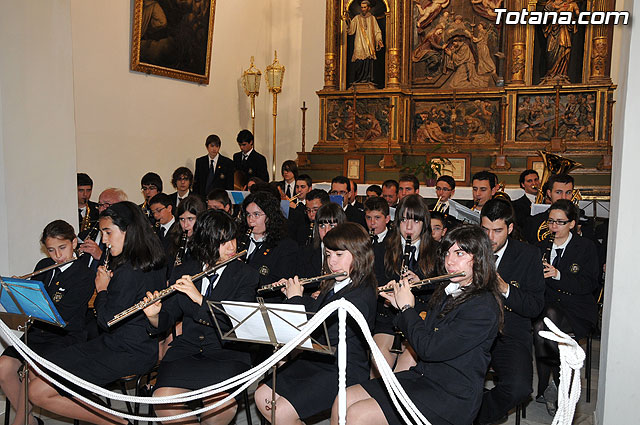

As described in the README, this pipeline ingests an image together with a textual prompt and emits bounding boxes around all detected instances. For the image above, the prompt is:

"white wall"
[0,0,78,274]
[71,0,324,202]
[596,0,640,422]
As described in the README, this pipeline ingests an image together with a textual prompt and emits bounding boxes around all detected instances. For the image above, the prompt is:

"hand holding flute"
[379,277,414,311]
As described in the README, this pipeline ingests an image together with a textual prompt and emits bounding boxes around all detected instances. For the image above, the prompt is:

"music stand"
[208,297,334,424]
[448,199,481,224]
[0,276,65,425]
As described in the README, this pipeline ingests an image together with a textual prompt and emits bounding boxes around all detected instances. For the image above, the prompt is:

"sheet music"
[448,199,481,224]
[222,301,313,349]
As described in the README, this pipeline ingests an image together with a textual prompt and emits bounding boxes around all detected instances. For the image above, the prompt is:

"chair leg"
[586,335,593,403]
[4,398,11,425]
[243,389,253,425]
[515,404,521,425]
[522,402,526,418]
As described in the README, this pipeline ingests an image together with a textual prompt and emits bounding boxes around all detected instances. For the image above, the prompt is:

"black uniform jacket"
[498,238,545,342]
[151,259,259,362]
[240,235,299,286]
[95,262,166,353]
[285,281,377,385]
[511,194,532,231]
[396,291,500,425]
[28,256,95,345]
[233,150,269,183]
[193,154,235,196]
[537,234,599,338]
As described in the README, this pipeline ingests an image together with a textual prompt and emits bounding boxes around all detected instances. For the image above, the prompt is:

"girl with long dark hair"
[254,223,378,424]
[239,191,298,287]
[337,225,502,425]
[28,201,167,425]
[144,209,259,425]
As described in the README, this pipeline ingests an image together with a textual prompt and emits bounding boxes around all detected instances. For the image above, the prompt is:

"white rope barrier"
[538,317,586,425]
[0,304,583,425]
[0,299,430,424]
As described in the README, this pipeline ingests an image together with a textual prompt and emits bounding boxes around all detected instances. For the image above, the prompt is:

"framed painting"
[130,0,217,84]
[427,153,471,186]
[343,154,365,184]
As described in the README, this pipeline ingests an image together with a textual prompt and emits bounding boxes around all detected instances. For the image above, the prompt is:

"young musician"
[0,220,95,425]
[336,225,502,425]
[193,134,235,196]
[477,199,545,424]
[239,191,298,287]
[293,188,329,246]
[206,189,232,213]
[140,172,163,224]
[255,223,378,423]
[168,167,194,212]
[278,160,298,200]
[77,173,99,238]
[429,211,447,242]
[28,201,167,425]
[533,200,599,414]
[144,209,260,425]
[233,130,269,183]
[373,195,438,372]
[170,195,207,268]
[297,203,347,279]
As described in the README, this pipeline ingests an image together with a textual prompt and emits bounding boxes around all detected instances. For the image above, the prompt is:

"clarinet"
[543,231,556,264]
[399,236,412,278]
[174,232,189,267]
[306,222,315,246]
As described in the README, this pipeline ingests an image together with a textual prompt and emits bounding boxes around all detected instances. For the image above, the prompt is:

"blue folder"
[0,277,65,327]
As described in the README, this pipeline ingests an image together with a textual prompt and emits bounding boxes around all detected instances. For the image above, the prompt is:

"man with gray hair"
[78,187,128,261]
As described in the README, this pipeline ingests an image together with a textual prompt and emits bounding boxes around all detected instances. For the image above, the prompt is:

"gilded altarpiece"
[302,0,617,188]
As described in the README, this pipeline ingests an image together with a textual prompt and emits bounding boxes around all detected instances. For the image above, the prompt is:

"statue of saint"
[542,0,579,82]
[343,0,384,85]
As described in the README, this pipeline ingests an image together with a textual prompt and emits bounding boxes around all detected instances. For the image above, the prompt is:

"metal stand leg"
[17,318,33,425]
[270,365,277,425]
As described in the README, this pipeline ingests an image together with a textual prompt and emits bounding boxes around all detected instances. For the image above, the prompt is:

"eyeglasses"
[329,190,348,196]
[305,207,320,214]
[246,211,265,219]
[435,186,452,192]
[151,206,167,214]
[547,219,570,226]
[98,202,112,209]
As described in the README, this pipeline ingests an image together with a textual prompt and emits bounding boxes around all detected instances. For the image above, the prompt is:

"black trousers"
[476,335,533,424]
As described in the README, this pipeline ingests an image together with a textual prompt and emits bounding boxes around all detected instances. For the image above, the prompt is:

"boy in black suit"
[233,129,269,183]
[278,160,298,199]
[476,199,545,425]
[149,193,179,253]
[193,134,235,196]
[140,172,163,224]
[512,169,540,230]
[168,167,194,213]
[77,173,99,235]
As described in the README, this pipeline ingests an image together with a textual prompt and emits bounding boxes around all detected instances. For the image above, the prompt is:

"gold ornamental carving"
[511,43,526,83]
[325,54,338,87]
[590,36,608,79]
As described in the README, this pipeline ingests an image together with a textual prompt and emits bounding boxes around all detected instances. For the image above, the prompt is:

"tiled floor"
[1,339,599,425]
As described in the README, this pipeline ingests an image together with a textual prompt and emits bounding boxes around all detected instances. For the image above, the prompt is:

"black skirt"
[264,353,344,419]
[47,337,158,386]
[155,350,250,391]
[360,372,451,425]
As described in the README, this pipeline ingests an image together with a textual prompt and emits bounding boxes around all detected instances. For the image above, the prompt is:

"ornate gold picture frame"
[130,0,217,84]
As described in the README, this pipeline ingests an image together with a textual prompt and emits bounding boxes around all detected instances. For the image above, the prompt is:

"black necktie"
[242,154,248,163]
[247,239,263,262]
[494,254,499,263]
[286,184,292,198]
[552,248,563,267]
[210,159,215,173]
[407,246,417,270]
[204,273,219,298]
[373,234,379,244]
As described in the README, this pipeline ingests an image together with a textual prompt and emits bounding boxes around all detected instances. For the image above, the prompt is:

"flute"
[257,271,347,293]
[17,258,78,280]
[377,271,466,293]
[107,249,247,327]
